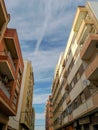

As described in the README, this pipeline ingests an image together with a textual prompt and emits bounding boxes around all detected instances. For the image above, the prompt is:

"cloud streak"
[36,113,45,120]
[33,93,50,104]
[35,0,52,52]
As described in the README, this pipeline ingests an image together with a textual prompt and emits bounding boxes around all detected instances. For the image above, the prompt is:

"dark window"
[81,92,85,103]
[84,87,91,99]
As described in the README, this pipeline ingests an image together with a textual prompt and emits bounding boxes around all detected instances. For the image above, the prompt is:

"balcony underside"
[4,38,18,59]
[0,61,14,80]
[86,68,98,80]
[85,56,98,80]
[80,34,98,60]
[0,97,16,116]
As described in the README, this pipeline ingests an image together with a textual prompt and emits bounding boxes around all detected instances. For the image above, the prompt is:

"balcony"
[0,51,15,79]
[4,38,18,60]
[0,80,16,116]
[76,19,93,45]
[73,7,87,32]
[80,34,98,60]
[0,0,10,38]
[4,28,24,73]
[85,55,98,80]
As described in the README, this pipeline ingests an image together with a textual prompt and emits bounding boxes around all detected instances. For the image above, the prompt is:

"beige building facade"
[52,1,98,130]
[8,60,34,130]
[19,60,34,130]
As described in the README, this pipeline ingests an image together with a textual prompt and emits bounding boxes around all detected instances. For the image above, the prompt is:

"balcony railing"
[0,81,10,99]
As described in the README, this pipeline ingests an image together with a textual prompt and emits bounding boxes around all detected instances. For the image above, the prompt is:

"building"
[0,28,24,129]
[0,0,10,41]
[31,107,35,130]
[19,60,34,130]
[46,95,53,130]
[0,1,24,129]
[8,60,33,130]
[52,1,98,130]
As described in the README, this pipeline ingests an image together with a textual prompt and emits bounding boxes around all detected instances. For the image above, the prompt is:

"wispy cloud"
[35,0,52,52]
[23,49,63,83]
[36,113,45,120]
[33,93,50,104]
[35,126,45,130]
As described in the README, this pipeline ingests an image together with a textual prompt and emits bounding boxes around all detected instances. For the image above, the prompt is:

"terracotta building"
[0,1,24,129]
[46,95,53,130]
[0,28,24,129]
[19,60,34,130]
[52,1,98,130]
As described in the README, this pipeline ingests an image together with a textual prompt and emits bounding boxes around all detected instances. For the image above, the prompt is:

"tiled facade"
[46,95,53,130]
[51,1,98,130]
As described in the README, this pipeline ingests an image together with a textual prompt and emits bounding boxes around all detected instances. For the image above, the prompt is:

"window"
[81,93,85,103]
[67,104,72,114]
[79,64,84,76]
[13,90,18,105]
[71,81,75,88]
[84,87,91,99]
[76,72,80,81]
[77,96,82,106]
[74,99,78,109]
[18,69,21,82]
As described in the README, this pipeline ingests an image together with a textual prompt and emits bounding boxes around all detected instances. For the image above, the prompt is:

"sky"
[4,0,95,130]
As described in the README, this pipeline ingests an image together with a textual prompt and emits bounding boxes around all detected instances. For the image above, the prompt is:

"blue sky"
[5,0,96,130]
